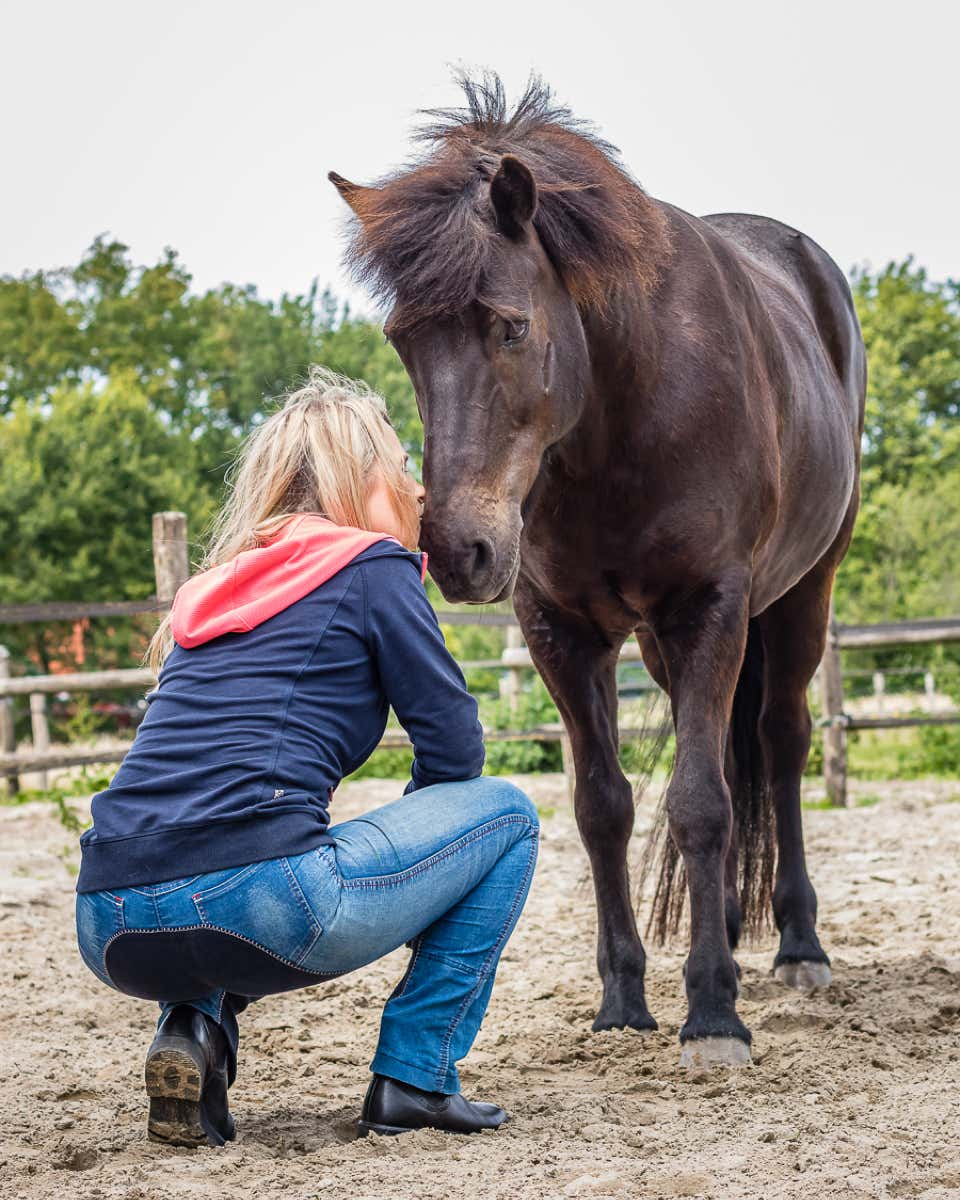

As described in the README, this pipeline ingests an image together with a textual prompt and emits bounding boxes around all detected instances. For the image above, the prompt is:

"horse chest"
[519,517,670,635]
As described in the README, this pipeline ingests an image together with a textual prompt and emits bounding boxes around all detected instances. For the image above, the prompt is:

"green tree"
[0,238,422,473]
[0,239,427,680]
[835,261,960,688]
[851,260,960,488]
[0,375,216,670]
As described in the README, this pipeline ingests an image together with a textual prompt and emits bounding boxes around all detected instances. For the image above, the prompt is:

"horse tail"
[727,618,775,937]
[643,618,775,943]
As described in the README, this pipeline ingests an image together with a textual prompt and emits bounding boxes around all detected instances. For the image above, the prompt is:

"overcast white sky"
[2,0,956,317]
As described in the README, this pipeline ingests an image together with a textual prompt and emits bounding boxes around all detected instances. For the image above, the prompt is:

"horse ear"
[328,171,377,218]
[490,155,537,238]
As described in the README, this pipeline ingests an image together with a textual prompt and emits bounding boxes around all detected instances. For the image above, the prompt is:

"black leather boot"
[144,1005,236,1148]
[357,1074,507,1137]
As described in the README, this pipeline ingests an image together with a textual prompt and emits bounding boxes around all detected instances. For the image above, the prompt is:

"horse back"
[701,212,866,427]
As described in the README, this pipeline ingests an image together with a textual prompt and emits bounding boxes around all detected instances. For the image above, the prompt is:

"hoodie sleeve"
[362,555,485,793]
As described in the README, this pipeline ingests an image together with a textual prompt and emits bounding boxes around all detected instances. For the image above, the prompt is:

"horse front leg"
[653,572,753,1066]
[516,591,657,1033]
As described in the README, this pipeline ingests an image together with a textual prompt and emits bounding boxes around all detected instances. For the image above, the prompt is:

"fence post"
[0,646,18,797]
[819,597,849,808]
[30,692,50,791]
[152,512,190,605]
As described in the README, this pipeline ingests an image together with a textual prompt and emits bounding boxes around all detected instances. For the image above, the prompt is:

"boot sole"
[145,1043,206,1149]
[357,1118,504,1137]
[357,1119,414,1137]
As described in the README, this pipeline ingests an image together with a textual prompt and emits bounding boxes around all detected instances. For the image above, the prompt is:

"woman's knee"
[466,776,539,832]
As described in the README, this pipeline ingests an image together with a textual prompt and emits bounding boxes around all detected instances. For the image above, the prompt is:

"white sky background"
[2,0,957,317]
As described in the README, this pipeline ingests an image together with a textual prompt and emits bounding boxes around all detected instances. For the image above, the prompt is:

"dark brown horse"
[330,74,865,1066]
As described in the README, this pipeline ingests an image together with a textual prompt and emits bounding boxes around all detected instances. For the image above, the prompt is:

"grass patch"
[801,797,838,811]
[0,768,107,833]
[846,723,960,779]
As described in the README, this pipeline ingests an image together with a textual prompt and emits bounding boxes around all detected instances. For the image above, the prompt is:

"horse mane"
[340,72,671,327]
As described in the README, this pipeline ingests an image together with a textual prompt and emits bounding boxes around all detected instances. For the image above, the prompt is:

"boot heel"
[145,1044,206,1148]
[357,1119,410,1138]
[147,1095,207,1147]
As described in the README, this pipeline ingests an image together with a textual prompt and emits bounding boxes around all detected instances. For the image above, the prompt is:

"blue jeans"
[76,777,539,1094]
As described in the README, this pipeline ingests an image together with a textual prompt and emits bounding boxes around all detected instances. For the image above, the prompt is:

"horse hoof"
[774,961,832,993]
[678,1037,751,1069]
[592,1012,658,1034]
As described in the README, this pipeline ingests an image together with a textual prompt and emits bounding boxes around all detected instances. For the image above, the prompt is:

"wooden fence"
[2,513,959,805]
[816,602,960,806]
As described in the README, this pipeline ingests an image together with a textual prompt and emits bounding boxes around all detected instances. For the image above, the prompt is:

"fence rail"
[2,512,958,803]
[835,617,960,648]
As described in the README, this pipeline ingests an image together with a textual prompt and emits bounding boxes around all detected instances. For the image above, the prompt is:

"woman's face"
[365,426,425,550]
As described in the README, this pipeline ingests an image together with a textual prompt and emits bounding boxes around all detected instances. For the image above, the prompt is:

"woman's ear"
[490,156,538,239]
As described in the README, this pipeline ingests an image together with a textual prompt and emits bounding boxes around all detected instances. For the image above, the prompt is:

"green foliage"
[479,678,564,775]
[0,372,216,671]
[832,260,960,738]
[851,260,960,488]
[0,375,211,602]
[347,745,415,782]
[838,473,960,622]
[62,695,100,744]
[838,262,960,626]
[1,766,110,833]
[843,723,960,780]
[804,728,824,778]
[439,612,504,696]
[0,240,423,677]
[0,237,327,436]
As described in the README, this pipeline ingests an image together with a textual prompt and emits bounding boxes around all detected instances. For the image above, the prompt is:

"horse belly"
[750,383,858,614]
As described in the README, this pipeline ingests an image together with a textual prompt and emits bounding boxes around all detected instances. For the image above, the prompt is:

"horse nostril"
[470,538,495,582]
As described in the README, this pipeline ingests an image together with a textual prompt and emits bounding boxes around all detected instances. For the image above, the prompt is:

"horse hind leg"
[758,561,837,992]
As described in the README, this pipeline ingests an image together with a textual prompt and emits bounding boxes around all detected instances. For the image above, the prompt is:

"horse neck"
[553,284,662,473]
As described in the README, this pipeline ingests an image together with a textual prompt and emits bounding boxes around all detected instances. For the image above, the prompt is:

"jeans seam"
[190,861,263,905]
[279,856,324,963]
[91,896,125,983]
[127,877,201,898]
[417,948,478,977]
[433,819,538,1089]
[340,815,534,891]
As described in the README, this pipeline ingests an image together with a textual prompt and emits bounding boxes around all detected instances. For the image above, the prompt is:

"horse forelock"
[342,72,671,329]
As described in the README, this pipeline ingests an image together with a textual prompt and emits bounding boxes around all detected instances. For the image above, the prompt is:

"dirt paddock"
[1,774,958,1200]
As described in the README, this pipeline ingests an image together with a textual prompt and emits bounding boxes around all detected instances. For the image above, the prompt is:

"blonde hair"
[146,366,417,673]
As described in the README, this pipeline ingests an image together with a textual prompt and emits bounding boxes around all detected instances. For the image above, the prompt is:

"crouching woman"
[75,368,539,1147]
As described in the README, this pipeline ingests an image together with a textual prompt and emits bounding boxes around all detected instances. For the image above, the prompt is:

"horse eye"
[503,319,530,346]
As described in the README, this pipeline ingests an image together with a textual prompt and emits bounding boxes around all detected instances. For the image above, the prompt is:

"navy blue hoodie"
[77,515,485,892]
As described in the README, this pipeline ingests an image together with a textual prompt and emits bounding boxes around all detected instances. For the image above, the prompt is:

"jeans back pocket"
[191,858,322,966]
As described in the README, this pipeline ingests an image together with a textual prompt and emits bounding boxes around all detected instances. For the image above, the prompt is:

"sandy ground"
[1,774,959,1200]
